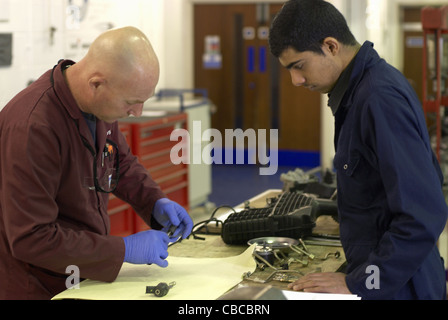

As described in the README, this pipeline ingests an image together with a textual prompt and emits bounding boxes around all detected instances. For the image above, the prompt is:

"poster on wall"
[65,0,115,61]
[0,0,10,22]
[203,35,222,69]
[0,33,12,66]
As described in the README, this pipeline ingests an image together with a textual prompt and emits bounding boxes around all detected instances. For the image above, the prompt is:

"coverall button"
[344,164,348,170]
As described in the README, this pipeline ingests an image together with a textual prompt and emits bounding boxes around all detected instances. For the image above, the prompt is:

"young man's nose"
[291,71,306,87]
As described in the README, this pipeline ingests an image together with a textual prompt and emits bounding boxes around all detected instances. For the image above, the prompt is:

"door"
[193,4,321,153]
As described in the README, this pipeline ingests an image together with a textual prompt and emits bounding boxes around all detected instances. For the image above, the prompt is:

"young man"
[269,0,447,299]
[0,27,193,299]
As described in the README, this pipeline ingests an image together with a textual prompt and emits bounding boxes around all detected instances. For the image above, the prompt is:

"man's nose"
[129,104,143,117]
[290,71,306,87]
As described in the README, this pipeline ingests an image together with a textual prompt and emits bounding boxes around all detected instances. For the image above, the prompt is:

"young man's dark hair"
[269,0,358,57]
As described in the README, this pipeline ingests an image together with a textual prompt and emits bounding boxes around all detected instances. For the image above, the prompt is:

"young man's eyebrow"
[285,59,303,70]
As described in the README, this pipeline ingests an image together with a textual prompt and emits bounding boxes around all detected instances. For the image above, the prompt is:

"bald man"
[0,27,193,299]
[67,27,160,122]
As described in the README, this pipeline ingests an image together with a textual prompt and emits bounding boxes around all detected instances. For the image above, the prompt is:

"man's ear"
[322,37,340,56]
[88,76,106,91]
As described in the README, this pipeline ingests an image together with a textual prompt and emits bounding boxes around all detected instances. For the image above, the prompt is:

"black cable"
[169,205,237,246]
[191,205,237,239]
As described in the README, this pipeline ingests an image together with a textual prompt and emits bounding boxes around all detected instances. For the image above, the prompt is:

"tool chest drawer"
[129,113,188,207]
[138,141,178,170]
[107,193,134,236]
[130,113,187,157]
[118,123,132,146]
[109,112,189,236]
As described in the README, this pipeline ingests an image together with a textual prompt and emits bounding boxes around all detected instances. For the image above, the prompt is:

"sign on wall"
[0,0,10,22]
[0,33,12,66]
[203,35,222,69]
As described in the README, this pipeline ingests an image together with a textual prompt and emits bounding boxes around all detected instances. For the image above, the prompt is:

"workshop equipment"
[221,191,338,245]
[421,6,448,160]
[145,282,176,297]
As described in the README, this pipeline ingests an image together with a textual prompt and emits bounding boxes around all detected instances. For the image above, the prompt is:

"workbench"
[52,190,358,300]
[168,189,346,297]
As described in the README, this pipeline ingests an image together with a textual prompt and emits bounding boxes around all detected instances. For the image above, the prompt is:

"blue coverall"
[331,41,447,299]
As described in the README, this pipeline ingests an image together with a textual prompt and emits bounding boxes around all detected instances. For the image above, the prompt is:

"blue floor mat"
[208,164,300,207]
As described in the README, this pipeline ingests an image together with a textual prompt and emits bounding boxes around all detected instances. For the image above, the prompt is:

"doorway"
[193,3,321,164]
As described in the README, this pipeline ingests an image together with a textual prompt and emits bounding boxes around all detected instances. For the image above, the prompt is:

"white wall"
[0,0,168,109]
[0,0,62,107]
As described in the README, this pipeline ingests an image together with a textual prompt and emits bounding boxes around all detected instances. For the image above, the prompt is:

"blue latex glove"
[153,198,193,240]
[123,230,170,267]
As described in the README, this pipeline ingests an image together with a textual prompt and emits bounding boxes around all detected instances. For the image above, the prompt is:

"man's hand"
[153,198,193,240]
[123,230,170,267]
[288,272,351,294]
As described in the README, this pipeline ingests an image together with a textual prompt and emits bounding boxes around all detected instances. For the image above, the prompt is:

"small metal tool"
[319,251,341,260]
[167,225,177,237]
[243,269,303,284]
[146,281,176,297]
[290,245,315,260]
[298,238,309,252]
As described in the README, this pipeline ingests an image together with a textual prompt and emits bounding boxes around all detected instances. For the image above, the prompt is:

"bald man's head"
[87,27,159,77]
[65,27,160,122]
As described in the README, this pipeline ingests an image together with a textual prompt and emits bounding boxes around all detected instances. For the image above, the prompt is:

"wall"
[0,0,62,108]
[0,0,167,109]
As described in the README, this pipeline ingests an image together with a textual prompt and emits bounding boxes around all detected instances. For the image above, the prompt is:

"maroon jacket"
[0,60,165,299]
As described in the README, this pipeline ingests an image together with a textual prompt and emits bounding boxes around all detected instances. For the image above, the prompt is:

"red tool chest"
[108,112,189,236]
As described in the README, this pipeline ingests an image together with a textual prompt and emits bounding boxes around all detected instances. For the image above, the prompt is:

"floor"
[207,164,297,207]
[189,164,299,225]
